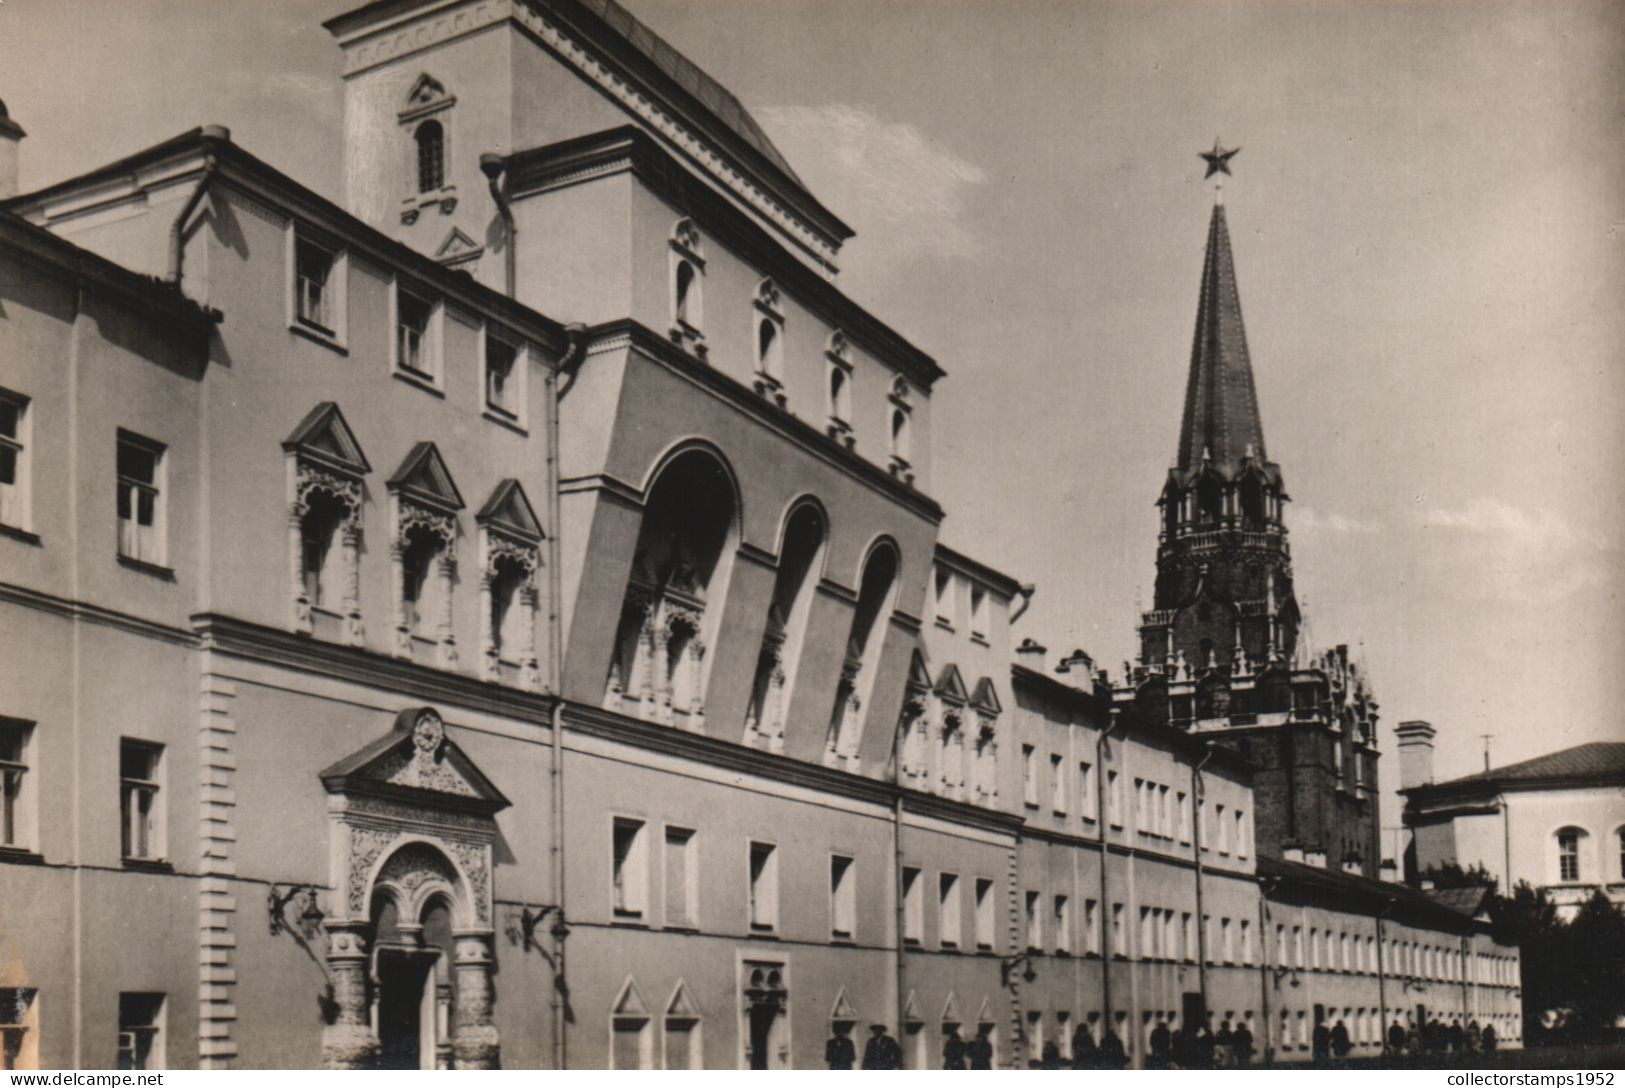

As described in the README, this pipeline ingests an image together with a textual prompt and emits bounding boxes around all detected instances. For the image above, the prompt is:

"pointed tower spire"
[1176,203,1268,472]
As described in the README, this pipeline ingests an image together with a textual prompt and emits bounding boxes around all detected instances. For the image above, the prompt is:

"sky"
[2,0,1621,851]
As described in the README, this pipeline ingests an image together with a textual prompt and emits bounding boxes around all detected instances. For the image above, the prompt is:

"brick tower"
[1116,195,1384,876]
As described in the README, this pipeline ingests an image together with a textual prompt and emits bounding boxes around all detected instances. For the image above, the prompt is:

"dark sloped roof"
[1177,203,1269,473]
[1421,742,1625,793]
[569,0,802,187]
[1425,885,1493,917]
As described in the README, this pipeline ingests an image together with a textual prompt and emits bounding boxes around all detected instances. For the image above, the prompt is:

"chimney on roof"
[1016,637,1047,671]
[1342,854,1363,877]
[1396,720,1437,791]
[1283,844,1304,865]
[1304,847,1327,869]
[1419,878,1436,892]
[1055,648,1094,690]
[0,98,26,201]
[1379,858,1402,884]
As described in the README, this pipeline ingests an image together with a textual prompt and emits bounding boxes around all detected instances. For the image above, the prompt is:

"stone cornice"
[510,128,945,390]
[0,581,198,647]
[933,543,1025,600]
[591,318,945,525]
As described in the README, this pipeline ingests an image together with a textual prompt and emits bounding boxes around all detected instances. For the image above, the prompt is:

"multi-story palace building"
[0,0,1519,1070]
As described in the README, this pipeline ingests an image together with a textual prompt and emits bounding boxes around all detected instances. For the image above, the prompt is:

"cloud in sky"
[1293,506,1381,535]
[1414,497,1616,603]
[757,104,987,266]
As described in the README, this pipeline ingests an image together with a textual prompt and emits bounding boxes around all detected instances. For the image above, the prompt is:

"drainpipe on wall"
[1192,744,1216,1028]
[1257,876,1276,1065]
[1376,898,1396,1055]
[480,152,516,299]
[1008,583,1036,625]
[1095,709,1125,1051]
[889,708,907,1056]
[546,325,587,1069]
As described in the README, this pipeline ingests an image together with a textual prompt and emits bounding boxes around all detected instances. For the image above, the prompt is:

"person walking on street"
[1312,1019,1331,1065]
[862,1024,903,1070]
[1150,1020,1173,1069]
[1098,1029,1128,1069]
[941,1027,966,1070]
[1071,1024,1099,1070]
[825,1024,856,1070]
[1387,1021,1407,1057]
[1481,1024,1497,1054]
[966,1025,994,1070]
[1194,1022,1216,1070]
[1330,1020,1351,1062]
[1233,1020,1254,1068]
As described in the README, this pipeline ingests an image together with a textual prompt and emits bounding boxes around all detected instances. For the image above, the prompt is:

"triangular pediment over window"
[283,401,370,477]
[477,479,543,543]
[320,706,509,816]
[388,441,464,514]
[830,986,858,1022]
[666,981,700,1018]
[934,663,969,705]
[970,677,1002,716]
[974,996,994,1023]
[902,989,922,1023]
[940,992,962,1024]
[436,227,482,261]
[907,648,933,692]
[404,73,452,111]
[612,977,650,1017]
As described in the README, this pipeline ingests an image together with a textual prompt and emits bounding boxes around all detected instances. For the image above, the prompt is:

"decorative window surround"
[887,376,914,485]
[288,226,348,351]
[475,479,543,691]
[607,581,708,732]
[825,331,854,449]
[392,282,444,390]
[751,278,786,408]
[398,74,458,224]
[386,442,465,666]
[933,664,971,802]
[283,403,370,645]
[668,219,707,358]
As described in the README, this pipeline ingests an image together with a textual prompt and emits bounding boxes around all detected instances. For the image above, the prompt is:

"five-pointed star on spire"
[1199,138,1241,179]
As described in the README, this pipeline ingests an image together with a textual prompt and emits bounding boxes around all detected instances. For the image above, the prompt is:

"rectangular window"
[974,878,995,951]
[0,390,30,531]
[1221,917,1234,964]
[1021,745,1037,807]
[1177,791,1190,844]
[1235,809,1248,858]
[1310,927,1320,969]
[748,842,778,931]
[1156,785,1169,836]
[1242,919,1254,965]
[0,720,32,851]
[1182,912,1195,963]
[664,1015,698,1070]
[119,740,163,861]
[934,568,954,626]
[1,987,39,1071]
[1134,777,1147,832]
[117,993,164,1071]
[294,239,335,330]
[1163,910,1176,960]
[939,873,962,949]
[612,817,647,918]
[485,333,519,418]
[1050,754,1065,813]
[1107,771,1122,827]
[1078,761,1094,818]
[1139,906,1154,958]
[969,586,986,639]
[1054,895,1070,954]
[1025,891,1042,952]
[116,432,165,566]
[395,289,436,379]
[663,826,694,927]
[830,854,855,940]
[1558,831,1580,881]
[1084,899,1099,955]
[902,866,923,945]
[1216,803,1229,854]
[1110,902,1125,957]
[611,1015,652,1070]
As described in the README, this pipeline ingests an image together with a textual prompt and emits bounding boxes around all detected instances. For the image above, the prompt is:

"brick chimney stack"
[1395,721,1437,791]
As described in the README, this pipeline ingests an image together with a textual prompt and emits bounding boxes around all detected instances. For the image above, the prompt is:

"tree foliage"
[1486,883,1625,1044]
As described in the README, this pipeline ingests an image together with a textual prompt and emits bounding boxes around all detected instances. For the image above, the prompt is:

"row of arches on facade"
[603,441,899,769]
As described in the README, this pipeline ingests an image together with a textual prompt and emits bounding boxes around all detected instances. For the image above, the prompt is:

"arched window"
[1239,477,1266,526]
[401,525,445,634]
[300,490,349,607]
[752,279,786,403]
[415,120,445,194]
[1556,826,1587,882]
[827,542,899,767]
[668,220,706,354]
[744,502,825,750]
[890,408,909,462]
[606,449,737,730]
[757,319,780,380]
[674,261,697,325]
[488,555,528,657]
[829,367,847,423]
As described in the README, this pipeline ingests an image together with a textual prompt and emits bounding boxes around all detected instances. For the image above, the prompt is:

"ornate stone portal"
[318,707,511,1069]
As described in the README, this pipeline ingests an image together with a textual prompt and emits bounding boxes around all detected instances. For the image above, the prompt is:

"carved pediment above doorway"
[321,706,508,814]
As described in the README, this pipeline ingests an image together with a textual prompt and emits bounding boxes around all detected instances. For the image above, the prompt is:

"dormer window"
[751,278,786,407]
[415,120,445,193]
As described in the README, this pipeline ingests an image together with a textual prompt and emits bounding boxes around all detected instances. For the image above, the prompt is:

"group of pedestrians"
[1374,1018,1497,1062]
[824,1024,998,1070]
[1146,1019,1256,1069]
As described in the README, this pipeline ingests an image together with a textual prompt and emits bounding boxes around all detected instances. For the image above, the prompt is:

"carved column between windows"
[390,540,412,657]
[897,692,927,784]
[828,659,863,769]
[451,931,500,1069]
[289,507,311,635]
[685,633,707,733]
[340,523,364,645]
[650,614,673,724]
[517,586,541,691]
[321,922,380,1069]
[436,553,458,668]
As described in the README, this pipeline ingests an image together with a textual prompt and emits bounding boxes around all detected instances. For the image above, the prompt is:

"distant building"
[1401,729,1625,919]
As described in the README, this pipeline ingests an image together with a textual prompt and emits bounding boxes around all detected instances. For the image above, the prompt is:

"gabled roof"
[1426,885,1495,918]
[476,478,543,542]
[387,441,464,512]
[320,707,510,816]
[283,401,371,476]
[1410,741,1625,796]
[1177,203,1270,475]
